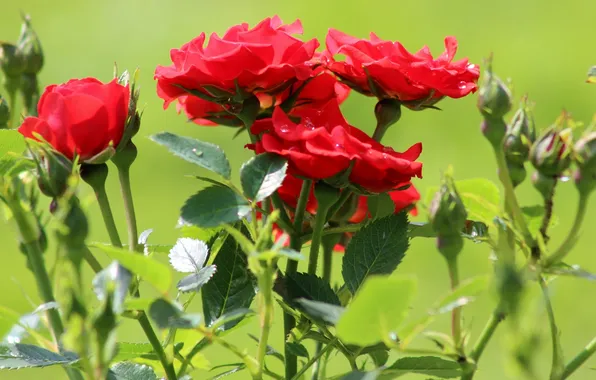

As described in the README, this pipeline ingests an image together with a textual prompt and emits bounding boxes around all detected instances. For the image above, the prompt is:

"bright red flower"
[155,16,319,121]
[324,29,479,106]
[250,100,422,193]
[18,78,129,161]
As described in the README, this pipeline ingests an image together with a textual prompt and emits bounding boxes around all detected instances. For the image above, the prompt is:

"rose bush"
[18,77,129,161]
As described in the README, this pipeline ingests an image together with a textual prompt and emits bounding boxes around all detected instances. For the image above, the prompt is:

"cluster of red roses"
[17,16,479,248]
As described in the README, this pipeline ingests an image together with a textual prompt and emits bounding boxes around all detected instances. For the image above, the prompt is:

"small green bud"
[530,126,571,177]
[429,172,468,236]
[80,163,109,191]
[373,98,401,141]
[0,42,25,77]
[111,141,138,171]
[531,171,556,200]
[0,96,9,127]
[436,233,464,261]
[507,162,527,188]
[477,65,512,120]
[35,148,73,198]
[504,100,536,165]
[481,118,507,149]
[16,15,44,75]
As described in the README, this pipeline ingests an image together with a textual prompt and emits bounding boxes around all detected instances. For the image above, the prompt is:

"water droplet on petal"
[279,124,291,133]
[458,81,468,90]
[383,147,394,153]
[334,143,344,150]
[304,117,316,130]
[467,63,476,70]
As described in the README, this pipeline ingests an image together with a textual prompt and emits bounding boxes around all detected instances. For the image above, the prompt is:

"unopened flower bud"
[0,96,9,128]
[429,173,467,236]
[477,66,512,120]
[504,101,536,165]
[373,98,401,141]
[530,127,571,177]
[507,162,527,188]
[35,148,73,198]
[574,131,596,174]
[0,43,25,77]
[16,15,44,75]
[111,141,138,171]
[531,171,556,200]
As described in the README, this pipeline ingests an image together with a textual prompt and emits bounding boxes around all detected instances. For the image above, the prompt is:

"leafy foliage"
[0,344,78,369]
[180,186,251,228]
[240,153,287,201]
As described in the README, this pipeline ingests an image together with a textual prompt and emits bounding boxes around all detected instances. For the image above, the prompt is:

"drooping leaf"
[92,261,132,314]
[169,238,210,273]
[342,213,409,294]
[90,243,172,294]
[295,299,345,325]
[177,267,218,293]
[107,361,157,380]
[286,342,309,359]
[112,343,154,362]
[3,303,58,344]
[425,178,500,225]
[0,344,78,369]
[181,186,251,228]
[151,132,231,179]
[240,153,287,202]
[431,275,490,315]
[337,276,416,346]
[367,193,395,221]
[202,233,256,330]
[380,356,462,378]
[148,299,202,329]
[285,272,340,305]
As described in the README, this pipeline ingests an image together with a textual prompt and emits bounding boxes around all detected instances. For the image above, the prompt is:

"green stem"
[284,179,311,380]
[322,241,333,283]
[561,336,596,379]
[308,208,329,275]
[494,149,533,246]
[95,186,123,247]
[291,338,338,380]
[82,246,103,273]
[462,310,505,380]
[271,193,292,229]
[540,277,564,380]
[256,264,275,379]
[446,258,462,350]
[117,166,139,251]
[177,338,209,377]
[544,193,589,267]
[138,313,177,380]
[326,189,352,223]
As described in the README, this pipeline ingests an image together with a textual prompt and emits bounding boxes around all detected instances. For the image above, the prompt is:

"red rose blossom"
[155,16,319,119]
[250,100,422,193]
[18,78,130,161]
[324,29,479,106]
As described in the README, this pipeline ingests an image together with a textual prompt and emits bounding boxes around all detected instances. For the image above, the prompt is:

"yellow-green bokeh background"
[1,0,596,379]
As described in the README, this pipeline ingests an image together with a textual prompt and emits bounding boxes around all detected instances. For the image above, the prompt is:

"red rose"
[250,100,422,193]
[18,78,130,161]
[348,183,420,223]
[155,16,319,119]
[324,29,479,106]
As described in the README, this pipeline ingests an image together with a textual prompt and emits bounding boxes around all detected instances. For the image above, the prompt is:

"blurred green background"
[1,0,596,379]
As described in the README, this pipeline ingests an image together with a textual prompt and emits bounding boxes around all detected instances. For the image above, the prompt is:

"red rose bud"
[574,131,596,174]
[324,30,479,105]
[16,15,43,75]
[18,77,130,163]
[504,100,536,165]
[530,126,571,177]
[0,96,9,128]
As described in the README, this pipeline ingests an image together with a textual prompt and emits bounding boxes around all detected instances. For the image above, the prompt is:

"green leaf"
[168,238,210,273]
[3,303,58,344]
[202,233,256,330]
[92,261,132,314]
[112,343,154,362]
[210,309,255,332]
[295,299,345,325]
[340,369,381,379]
[521,205,558,238]
[107,362,157,380]
[209,364,246,380]
[342,213,409,294]
[148,299,201,329]
[336,276,416,346]
[90,243,172,294]
[425,178,500,225]
[150,132,231,179]
[380,356,462,378]
[240,153,287,202]
[181,186,251,228]
[367,193,395,221]
[0,130,30,177]
[0,344,78,369]
[177,268,217,293]
[285,272,340,305]
[285,342,309,359]
[543,262,596,280]
[368,349,389,367]
[431,275,490,315]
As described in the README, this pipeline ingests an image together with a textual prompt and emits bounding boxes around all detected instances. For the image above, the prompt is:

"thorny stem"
[284,179,311,380]
[462,310,505,380]
[544,192,590,267]
[561,336,596,379]
[531,178,556,261]
[256,263,275,379]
